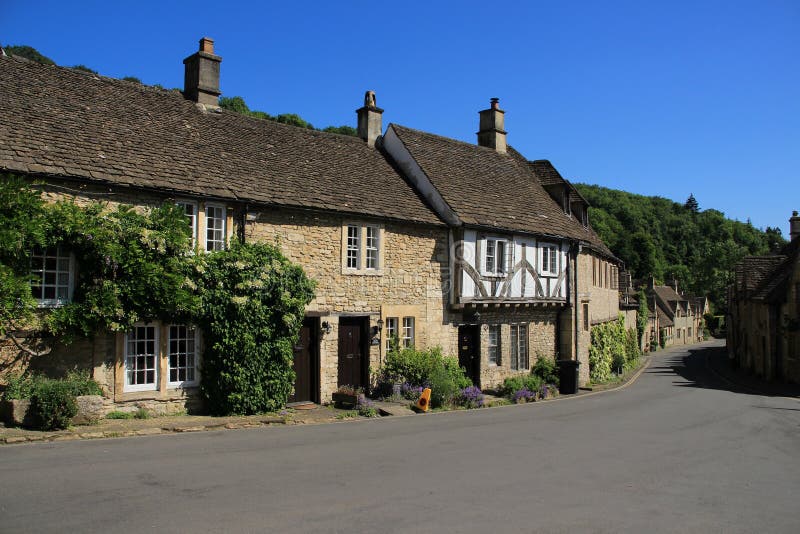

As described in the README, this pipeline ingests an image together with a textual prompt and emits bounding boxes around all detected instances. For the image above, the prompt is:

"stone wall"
[245,208,454,400]
[461,307,560,390]
[576,251,622,384]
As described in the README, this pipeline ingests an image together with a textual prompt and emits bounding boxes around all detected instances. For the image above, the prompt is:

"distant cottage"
[728,212,800,382]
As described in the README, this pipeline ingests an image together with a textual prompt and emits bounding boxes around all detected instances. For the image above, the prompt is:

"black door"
[289,318,318,404]
[338,317,367,388]
[458,325,480,385]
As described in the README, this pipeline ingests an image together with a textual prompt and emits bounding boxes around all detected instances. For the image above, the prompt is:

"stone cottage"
[646,279,701,348]
[0,39,454,410]
[728,212,800,382]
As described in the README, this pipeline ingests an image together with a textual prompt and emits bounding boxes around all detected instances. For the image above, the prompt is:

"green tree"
[3,45,55,65]
[71,64,98,74]
[684,194,699,212]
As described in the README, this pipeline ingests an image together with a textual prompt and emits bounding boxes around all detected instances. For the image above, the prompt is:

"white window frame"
[540,243,559,276]
[124,324,159,392]
[402,317,415,348]
[384,317,399,353]
[30,246,75,308]
[346,225,361,269]
[205,203,227,251]
[342,223,383,274]
[488,325,500,365]
[167,324,200,388]
[484,237,510,276]
[365,225,380,270]
[176,200,198,249]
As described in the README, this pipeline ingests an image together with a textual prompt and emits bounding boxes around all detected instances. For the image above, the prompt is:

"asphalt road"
[2,339,799,533]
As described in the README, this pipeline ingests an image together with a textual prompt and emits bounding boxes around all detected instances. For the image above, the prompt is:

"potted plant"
[332,385,362,408]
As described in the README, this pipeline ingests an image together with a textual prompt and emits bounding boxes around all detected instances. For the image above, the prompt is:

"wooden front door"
[458,325,480,385]
[289,318,318,404]
[338,317,367,388]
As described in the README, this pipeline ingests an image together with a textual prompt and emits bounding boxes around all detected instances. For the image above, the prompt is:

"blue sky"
[3,0,798,235]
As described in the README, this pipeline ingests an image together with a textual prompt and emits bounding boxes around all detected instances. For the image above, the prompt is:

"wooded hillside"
[574,184,785,313]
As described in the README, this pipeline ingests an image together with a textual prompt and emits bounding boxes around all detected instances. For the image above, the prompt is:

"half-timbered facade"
[383,100,621,387]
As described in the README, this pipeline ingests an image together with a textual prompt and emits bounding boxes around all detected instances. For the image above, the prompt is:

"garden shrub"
[63,370,103,397]
[375,346,471,408]
[3,373,39,400]
[2,371,102,400]
[532,355,559,385]
[498,374,546,403]
[30,380,78,430]
[197,241,315,415]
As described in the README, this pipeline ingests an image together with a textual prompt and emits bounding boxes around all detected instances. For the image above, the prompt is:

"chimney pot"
[199,37,214,54]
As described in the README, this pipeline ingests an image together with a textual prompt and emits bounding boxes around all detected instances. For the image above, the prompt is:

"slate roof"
[750,238,800,302]
[734,256,786,294]
[0,55,443,226]
[387,124,614,257]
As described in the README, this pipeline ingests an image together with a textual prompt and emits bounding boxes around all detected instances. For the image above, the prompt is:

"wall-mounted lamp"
[321,321,332,335]
[245,211,260,222]
[376,318,384,330]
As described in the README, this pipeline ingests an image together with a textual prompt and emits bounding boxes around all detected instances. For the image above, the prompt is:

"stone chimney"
[183,37,222,107]
[356,91,383,148]
[477,98,507,154]
[790,210,800,242]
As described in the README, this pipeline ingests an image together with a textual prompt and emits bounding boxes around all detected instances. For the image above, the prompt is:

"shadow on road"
[645,343,800,399]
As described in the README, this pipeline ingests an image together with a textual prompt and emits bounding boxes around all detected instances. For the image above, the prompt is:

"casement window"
[205,204,227,251]
[402,317,415,348]
[30,246,74,307]
[385,317,399,353]
[342,223,383,273]
[365,226,380,270]
[177,201,198,249]
[346,225,360,269]
[540,244,559,276]
[168,325,199,387]
[124,324,159,392]
[510,324,528,371]
[583,303,590,331]
[485,237,510,276]
[488,325,501,365]
[124,322,200,392]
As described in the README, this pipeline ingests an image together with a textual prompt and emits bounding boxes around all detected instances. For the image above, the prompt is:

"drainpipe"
[574,244,581,364]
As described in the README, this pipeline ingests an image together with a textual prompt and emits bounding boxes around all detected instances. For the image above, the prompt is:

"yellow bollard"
[415,388,432,412]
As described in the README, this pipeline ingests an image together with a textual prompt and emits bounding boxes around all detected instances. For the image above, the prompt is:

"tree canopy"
[575,184,785,314]
[219,95,357,136]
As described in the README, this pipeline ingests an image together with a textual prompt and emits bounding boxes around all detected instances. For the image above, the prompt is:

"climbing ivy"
[1,175,315,414]
[195,242,315,415]
[588,316,640,383]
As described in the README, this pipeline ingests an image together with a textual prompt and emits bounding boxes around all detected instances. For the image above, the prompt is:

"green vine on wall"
[0,174,316,414]
[588,316,640,383]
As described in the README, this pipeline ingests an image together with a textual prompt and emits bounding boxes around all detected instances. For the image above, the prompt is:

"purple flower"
[512,387,536,404]
[457,385,485,408]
